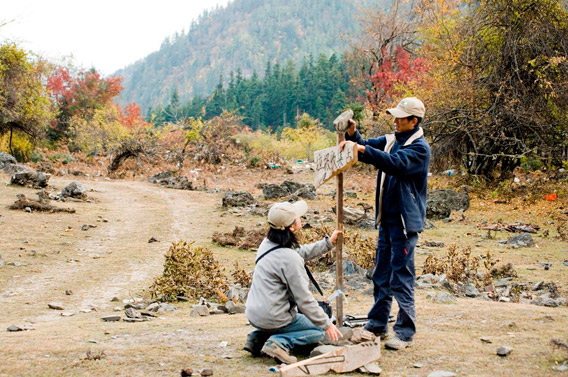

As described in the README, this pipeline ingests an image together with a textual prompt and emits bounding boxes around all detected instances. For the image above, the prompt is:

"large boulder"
[222,191,256,207]
[426,189,470,219]
[263,181,317,200]
[0,152,17,168]
[262,184,289,199]
[60,181,87,200]
[10,170,50,188]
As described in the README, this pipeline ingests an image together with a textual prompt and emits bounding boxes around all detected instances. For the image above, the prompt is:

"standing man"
[340,97,430,350]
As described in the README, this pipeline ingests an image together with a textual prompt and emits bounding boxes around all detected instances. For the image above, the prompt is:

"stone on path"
[190,305,210,317]
[125,307,141,318]
[507,233,534,248]
[309,345,343,357]
[60,182,87,200]
[200,368,213,376]
[358,362,382,375]
[464,283,480,298]
[7,325,23,332]
[48,302,65,310]
[480,337,492,343]
[428,371,457,377]
[101,315,121,322]
[497,346,513,356]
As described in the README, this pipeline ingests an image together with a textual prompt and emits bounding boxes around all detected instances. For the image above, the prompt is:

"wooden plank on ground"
[275,340,380,377]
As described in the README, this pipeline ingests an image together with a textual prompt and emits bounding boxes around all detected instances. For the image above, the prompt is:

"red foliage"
[120,102,149,129]
[367,46,428,111]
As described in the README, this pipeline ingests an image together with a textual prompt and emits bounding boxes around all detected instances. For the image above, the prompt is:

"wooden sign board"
[274,340,381,377]
[313,141,358,188]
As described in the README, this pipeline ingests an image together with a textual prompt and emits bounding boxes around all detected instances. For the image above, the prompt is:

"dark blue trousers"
[366,222,418,341]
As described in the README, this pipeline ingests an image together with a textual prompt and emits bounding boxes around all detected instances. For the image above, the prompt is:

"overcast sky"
[0,0,231,75]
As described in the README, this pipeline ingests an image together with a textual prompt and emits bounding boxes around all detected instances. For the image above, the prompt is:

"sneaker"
[384,336,413,350]
[261,343,298,364]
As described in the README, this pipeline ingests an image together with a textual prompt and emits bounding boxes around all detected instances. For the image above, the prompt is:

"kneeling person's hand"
[325,323,343,342]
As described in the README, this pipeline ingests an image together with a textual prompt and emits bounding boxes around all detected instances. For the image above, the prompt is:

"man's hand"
[346,119,357,136]
[330,230,343,245]
[339,140,366,154]
[325,323,343,342]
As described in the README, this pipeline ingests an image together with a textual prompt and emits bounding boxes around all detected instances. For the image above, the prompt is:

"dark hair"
[267,227,299,249]
[406,115,422,128]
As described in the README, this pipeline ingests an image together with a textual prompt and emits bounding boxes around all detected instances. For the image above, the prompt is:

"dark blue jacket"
[346,127,430,233]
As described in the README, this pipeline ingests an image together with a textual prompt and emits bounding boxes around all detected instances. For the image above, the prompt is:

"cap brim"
[386,108,412,118]
[292,200,308,218]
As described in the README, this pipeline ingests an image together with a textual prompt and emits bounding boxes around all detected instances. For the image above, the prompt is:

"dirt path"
[1,173,567,377]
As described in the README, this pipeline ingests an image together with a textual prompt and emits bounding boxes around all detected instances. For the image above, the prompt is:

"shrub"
[150,241,229,301]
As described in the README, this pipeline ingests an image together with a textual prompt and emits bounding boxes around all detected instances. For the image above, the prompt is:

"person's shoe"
[261,343,297,364]
[243,340,261,357]
[384,336,413,350]
[363,325,389,340]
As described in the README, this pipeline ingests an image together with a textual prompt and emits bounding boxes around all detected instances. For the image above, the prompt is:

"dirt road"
[1,173,567,377]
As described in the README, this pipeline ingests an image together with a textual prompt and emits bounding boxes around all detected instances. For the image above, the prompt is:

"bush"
[0,131,34,162]
[150,241,229,301]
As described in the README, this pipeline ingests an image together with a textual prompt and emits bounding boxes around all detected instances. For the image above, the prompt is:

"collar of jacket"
[395,125,422,145]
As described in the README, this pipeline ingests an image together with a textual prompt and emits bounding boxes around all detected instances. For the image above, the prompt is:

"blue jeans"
[366,222,418,341]
[249,313,324,352]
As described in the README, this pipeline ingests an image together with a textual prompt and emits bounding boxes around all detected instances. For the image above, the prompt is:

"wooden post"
[336,132,344,327]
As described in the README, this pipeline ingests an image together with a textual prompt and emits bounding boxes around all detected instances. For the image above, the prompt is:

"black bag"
[255,245,333,319]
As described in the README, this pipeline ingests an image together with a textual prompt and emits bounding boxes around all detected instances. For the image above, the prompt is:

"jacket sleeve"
[362,141,430,177]
[283,256,332,329]
[345,130,387,165]
[296,237,333,261]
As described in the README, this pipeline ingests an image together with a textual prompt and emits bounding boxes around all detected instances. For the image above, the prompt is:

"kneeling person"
[244,200,343,364]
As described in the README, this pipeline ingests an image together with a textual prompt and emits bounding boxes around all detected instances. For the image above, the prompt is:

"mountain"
[115,0,378,111]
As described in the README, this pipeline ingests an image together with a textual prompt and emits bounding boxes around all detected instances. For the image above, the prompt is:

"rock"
[7,325,23,332]
[310,345,343,357]
[413,363,424,368]
[359,362,382,375]
[61,311,75,317]
[226,284,248,303]
[224,301,245,314]
[538,261,552,270]
[426,189,470,219]
[433,292,456,303]
[262,184,289,199]
[507,233,534,248]
[60,182,87,200]
[427,371,457,377]
[532,281,544,291]
[65,290,73,295]
[7,261,23,267]
[424,219,436,229]
[48,302,65,310]
[0,152,17,168]
[125,307,141,318]
[190,305,210,317]
[81,224,90,231]
[10,170,50,188]
[181,368,193,377]
[495,277,513,287]
[350,328,375,343]
[123,317,146,322]
[222,191,256,207]
[464,283,480,298]
[497,346,513,356]
[148,237,159,243]
[200,369,213,376]
[148,171,194,190]
[146,303,160,312]
[480,337,492,343]
[157,303,176,313]
[553,365,568,372]
[289,184,317,200]
[101,315,121,322]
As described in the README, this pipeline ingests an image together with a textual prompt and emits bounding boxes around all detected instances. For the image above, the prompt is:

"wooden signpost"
[313,109,356,327]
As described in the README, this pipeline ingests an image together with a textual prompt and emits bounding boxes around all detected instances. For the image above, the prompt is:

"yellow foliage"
[0,131,34,162]
[69,105,130,155]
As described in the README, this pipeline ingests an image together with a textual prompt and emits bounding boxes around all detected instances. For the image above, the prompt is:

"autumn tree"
[421,0,568,177]
[47,67,123,140]
[281,113,332,161]
[0,43,53,156]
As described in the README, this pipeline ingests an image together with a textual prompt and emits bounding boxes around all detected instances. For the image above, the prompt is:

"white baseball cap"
[268,200,308,230]
[386,97,425,118]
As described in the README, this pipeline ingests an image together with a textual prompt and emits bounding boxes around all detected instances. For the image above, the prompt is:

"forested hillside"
[116,0,379,111]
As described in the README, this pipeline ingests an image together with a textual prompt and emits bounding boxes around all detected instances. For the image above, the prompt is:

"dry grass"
[1,167,567,376]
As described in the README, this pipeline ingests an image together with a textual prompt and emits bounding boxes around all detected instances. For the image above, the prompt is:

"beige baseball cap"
[386,97,425,118]
[268,200,308,230]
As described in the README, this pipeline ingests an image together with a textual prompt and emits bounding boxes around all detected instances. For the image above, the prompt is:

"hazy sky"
[0,0,231,75]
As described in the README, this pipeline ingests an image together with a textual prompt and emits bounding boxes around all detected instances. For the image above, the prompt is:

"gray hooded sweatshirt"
[245,236,334,330]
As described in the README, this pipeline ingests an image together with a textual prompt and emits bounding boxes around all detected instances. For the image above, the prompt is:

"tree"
[0,43,53,154]
[281,113,324,161]
[47,67,123,140]
[422,0,568,177]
